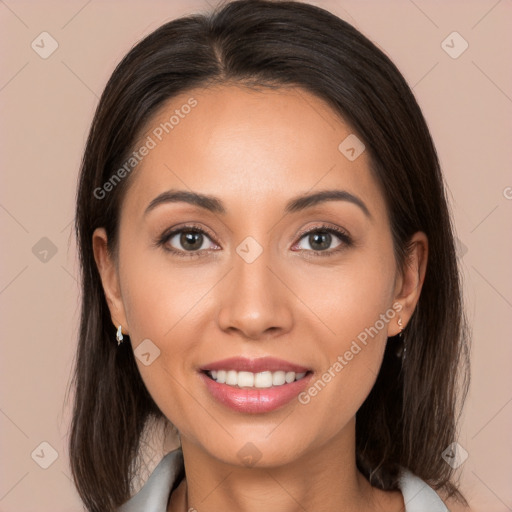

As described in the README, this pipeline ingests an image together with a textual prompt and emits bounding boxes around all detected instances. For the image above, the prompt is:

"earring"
[116,325,124,346]
[395,316,406,361]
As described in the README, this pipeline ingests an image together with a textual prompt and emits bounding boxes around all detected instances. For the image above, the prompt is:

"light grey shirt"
[119,447,448,512]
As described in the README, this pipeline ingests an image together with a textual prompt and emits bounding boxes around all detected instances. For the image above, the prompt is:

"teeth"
[207,369,307,388]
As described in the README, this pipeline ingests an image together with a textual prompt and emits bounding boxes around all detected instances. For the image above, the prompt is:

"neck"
[168,418,400,512]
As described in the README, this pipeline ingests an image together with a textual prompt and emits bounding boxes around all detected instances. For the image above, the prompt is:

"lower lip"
[199,371,312,413]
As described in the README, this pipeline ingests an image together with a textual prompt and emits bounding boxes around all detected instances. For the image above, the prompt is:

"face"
[94,84,426,468]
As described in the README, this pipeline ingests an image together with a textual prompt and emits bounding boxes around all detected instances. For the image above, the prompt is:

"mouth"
[202,369,312,388]
[198,357,314,413]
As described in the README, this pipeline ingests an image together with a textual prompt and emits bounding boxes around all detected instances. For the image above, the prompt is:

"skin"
[93,84,432,512]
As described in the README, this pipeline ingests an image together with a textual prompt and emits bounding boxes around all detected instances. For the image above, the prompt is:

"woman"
[69,1,471,510]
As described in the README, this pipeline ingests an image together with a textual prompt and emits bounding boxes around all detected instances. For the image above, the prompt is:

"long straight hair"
[69,1,470,510]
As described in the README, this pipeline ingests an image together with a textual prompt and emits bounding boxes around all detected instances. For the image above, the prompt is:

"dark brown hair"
[69,0,470,510]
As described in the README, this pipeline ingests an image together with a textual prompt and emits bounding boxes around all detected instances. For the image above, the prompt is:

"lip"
[199,356,311,373]
[199,370,313,414]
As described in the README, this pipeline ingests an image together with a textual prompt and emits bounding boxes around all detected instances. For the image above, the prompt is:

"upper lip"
[200,357,311,373]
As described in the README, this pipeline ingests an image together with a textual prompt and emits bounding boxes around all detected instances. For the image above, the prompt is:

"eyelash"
[156,223,353,259]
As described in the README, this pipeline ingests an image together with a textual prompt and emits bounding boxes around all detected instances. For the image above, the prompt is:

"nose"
[216,244,294,340]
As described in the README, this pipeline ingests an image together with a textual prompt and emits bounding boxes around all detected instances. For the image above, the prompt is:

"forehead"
[123,84,386,220]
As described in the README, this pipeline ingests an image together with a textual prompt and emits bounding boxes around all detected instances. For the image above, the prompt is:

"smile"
[205,369,308,388]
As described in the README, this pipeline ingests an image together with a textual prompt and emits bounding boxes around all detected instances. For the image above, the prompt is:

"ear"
[389,231,428,336]
[92,227,129,335]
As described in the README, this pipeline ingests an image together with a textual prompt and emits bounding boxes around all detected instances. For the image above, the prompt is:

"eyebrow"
[144,189,371,219]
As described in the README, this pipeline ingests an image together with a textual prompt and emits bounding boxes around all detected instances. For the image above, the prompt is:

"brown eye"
[295,228,345,252]
[307,231,334,251]
[158,225,220,256]
[178,230,205,251]
[167,229,214,252]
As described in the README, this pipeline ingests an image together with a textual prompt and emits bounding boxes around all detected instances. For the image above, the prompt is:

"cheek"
[119,242,217,340]
[117,248,222,414]
[117,253,205,431]
[293,297,394,441]
[290,246,396,346]
[288,247,396,411]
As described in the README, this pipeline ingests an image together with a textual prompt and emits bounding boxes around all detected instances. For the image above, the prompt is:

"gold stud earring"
[395,316,406,361]
[397,317,404,336]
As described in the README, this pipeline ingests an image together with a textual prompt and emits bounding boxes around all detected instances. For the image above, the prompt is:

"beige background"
[1,0,511,510]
